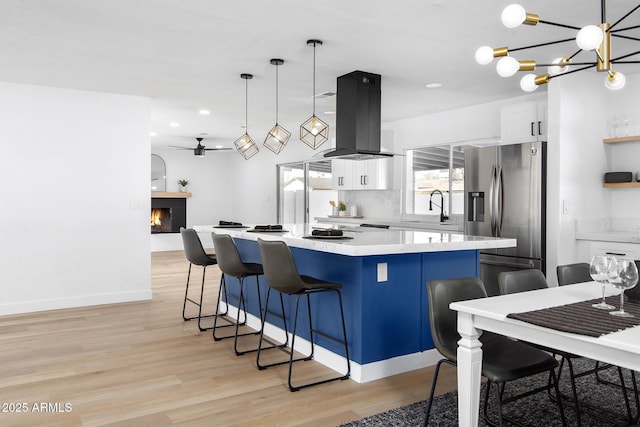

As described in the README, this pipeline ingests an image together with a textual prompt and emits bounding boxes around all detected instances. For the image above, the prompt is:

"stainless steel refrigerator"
[464,141,546,296]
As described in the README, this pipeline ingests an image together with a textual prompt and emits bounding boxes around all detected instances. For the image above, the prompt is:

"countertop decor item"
[330,200,339,216]
[475,2,638,92]
[338,200,347,216]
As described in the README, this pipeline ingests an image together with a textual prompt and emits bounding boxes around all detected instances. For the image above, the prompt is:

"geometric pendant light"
[234,73,259,160]
[300,39,329,149]
[263,58,291,154]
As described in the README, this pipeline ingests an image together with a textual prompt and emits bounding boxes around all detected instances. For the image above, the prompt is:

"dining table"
[450,282,640,427]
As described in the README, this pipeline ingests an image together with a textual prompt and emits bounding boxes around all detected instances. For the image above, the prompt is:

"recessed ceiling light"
[169,122,180,127]
[149,132,157,136]
[215,145,223,149]
[198,109,210,115]
[200,132,208,136]
[324,111,336,115]
[425,83,443,89]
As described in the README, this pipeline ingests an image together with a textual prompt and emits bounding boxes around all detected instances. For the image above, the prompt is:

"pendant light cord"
[245,77,249,134]
[312,42,316,116]
[275,63,279,123]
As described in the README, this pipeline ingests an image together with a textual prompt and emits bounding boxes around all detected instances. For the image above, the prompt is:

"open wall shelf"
[603,135,640,144]
[151,192,192,198]
[603,182,640,188]
[602,136,640,187]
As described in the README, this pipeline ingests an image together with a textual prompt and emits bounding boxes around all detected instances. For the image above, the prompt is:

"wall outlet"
[377,262,388,282]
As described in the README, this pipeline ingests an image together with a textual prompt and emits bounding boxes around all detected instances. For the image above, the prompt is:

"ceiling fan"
[169,138,232,157]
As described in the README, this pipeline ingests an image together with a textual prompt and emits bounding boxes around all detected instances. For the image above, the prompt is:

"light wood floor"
[0,250,457,426]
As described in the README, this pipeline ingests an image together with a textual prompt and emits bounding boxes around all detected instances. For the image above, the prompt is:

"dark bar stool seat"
[211,233,286,356]
[180,227,225,331]
[256,238,350,392]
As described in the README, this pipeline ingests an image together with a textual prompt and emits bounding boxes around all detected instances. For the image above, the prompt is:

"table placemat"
[507,298,640,337]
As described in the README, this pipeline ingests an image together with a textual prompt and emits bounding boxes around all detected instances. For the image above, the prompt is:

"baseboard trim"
[0,290,153,316]
[221,301,439,383]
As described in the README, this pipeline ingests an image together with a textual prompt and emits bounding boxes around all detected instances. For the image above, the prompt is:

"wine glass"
[608,258,639,318]
[589,255,615,310]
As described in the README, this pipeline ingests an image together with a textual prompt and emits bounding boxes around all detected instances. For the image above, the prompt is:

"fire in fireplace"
[150,197,186,234]
[150,208,171,233]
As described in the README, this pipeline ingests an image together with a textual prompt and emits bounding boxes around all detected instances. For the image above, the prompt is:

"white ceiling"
[1,0,639,151]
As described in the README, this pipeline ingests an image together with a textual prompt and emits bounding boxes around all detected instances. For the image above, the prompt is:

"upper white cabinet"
[331,158,393,190]
[500,101,547,144]
[331,159,350,189]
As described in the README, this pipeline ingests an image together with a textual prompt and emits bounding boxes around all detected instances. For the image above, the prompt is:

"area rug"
[339,359,638,426]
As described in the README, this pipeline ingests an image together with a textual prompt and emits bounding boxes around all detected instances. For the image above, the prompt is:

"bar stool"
[211,233,285,356]
[180,228,225,331]
[256,238,350,392]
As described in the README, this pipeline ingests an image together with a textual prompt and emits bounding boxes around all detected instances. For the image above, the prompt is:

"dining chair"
[499,269,638,426]
[211,233,286,356]
[180,227,225,331]
[556,263,591,286]
[424,276,565,426]
[256,238,350,392]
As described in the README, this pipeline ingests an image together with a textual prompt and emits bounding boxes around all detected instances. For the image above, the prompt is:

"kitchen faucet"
[429,189,449,223]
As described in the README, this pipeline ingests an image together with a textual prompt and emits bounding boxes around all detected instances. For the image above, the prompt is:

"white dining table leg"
[457,311,483,427]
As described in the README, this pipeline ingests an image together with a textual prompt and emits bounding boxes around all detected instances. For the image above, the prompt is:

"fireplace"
[150,197,186,234]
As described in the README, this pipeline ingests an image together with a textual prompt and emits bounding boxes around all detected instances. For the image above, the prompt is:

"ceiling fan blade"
[168,145,192,150]
[204,148,233,151]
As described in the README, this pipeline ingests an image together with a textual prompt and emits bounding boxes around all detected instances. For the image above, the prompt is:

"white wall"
[548,72,640,282]
[0,82,151,315]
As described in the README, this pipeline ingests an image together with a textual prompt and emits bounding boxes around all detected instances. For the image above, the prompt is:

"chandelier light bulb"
[475,46,495,65]
[496,56,519,77]
[501,4,526,28]
[605,71,626,91]
[547,57,569,75]
[576,25,604,50]
[520,74,538,92]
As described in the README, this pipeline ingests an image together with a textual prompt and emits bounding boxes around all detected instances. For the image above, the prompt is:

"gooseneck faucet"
[429,189,449,223]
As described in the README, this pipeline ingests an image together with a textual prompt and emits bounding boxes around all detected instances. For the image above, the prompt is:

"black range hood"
[324,70,391,160]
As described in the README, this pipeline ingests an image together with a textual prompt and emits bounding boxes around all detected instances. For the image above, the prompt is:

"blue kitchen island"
[194,224,515,382]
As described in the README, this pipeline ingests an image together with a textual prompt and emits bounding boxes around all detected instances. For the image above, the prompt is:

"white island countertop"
[194,223,516,257]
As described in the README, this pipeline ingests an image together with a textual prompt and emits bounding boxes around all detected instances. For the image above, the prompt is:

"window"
[277,160,336,224]
[403,146,465,219]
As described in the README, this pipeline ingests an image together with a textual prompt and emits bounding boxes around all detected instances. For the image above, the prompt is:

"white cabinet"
[331,158,392,190]
[589,241,640,260]
[500,101,547,144]
[331,159,350,189]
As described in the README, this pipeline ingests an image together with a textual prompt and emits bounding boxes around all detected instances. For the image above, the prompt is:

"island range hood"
[324,70,392,160]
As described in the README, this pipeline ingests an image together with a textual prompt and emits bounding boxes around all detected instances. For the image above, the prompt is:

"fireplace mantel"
[151,192,192,199]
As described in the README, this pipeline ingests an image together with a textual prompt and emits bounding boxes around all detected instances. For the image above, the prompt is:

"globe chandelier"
[476,1,640,92]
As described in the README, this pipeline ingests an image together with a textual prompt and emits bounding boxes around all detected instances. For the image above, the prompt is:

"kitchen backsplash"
[576,217,640,233]
[342,190,401,219]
